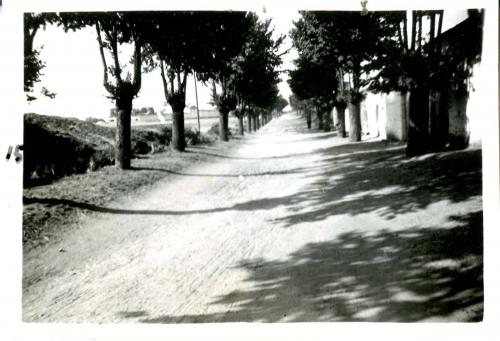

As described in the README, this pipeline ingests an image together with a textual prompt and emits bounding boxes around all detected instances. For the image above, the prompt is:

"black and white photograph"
[1,0,499,339]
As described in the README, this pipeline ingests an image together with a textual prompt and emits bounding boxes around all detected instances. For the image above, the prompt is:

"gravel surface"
[22,112,483,323]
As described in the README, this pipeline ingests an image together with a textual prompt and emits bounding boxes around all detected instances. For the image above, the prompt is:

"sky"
[25,9,300,119]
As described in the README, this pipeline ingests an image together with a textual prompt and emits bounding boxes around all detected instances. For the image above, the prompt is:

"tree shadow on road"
[139,211,483,323]
[268,141,482,226]
[130,166,308,178]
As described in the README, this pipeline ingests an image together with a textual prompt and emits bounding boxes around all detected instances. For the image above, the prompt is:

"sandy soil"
[22,112,483,323]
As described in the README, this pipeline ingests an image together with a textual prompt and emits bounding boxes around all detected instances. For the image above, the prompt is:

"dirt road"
[23,112,483,323]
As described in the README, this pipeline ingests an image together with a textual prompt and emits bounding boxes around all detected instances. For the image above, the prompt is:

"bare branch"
[277,46,293,57]
[181,71,188,94]
[437,10,443,37]
[95,22,114,95]
[212,79,218,100]
[132,37,142,95]
[168,69,175,95]
[177,71,181,93]
[397,23,405,50]
[403,12,409,51]
[159,59,169,99]
[112,28,123,85]
[429,12,436,42]
[410,11,417,51]
[417,13,423,52]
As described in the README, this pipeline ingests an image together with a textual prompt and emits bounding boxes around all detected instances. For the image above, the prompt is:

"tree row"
[25,11,288,168]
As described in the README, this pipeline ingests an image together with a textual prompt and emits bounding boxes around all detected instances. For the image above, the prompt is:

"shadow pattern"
[140,211,483,322]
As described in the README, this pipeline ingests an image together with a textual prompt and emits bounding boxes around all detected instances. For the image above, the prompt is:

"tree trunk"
[247,114,252,132]
[256,115,261,129]
[317,111,324,130]
[218,110,229,141]
[171,111,186,151]
[401,91,409,141]
[430,89,449,151]
[406,86,430,156]
[323,110,331,132]
[252,116,258,131]
[306,110,312,129]
[115,95,133,169]
[238,115,244,136]
[348,101,362,142]
[334,102,347,137]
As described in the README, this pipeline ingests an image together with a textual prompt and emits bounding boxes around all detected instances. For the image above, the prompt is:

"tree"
[291,11,382,141]
[274,95,288,113]
[59,12,147,169]
[288,54,336,131]
[230,16,284,136]
[24,13,57,101]
[196,12,259,141]
[368,10,483,155]
[141,11,255,147]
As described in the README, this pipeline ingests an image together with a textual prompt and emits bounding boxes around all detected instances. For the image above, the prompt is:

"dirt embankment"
[23,113,206,187]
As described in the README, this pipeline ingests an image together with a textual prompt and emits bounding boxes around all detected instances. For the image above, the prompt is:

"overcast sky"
[25,9,299,119]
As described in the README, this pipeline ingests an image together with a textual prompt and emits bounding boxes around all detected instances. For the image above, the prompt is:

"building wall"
[361,93,387,140]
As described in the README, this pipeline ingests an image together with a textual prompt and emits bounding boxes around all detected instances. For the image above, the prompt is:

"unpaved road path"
[23,112,483,323]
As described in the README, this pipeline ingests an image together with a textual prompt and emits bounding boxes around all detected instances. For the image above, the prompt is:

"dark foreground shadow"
[138,211,483,323]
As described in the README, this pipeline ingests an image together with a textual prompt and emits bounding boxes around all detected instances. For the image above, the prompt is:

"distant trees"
[274,95,288,113]
[288,54,337,132]
[291,11,387,140]
[198,12,260,141]
[174,13,283,139]
[230,16,284,135]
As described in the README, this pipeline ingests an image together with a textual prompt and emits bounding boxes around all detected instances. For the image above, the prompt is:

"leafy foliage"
[24,13,59,100]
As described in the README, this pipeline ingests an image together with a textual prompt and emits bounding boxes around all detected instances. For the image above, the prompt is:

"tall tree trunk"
[406,86,430,156]
[306,110,312,130]
[428,90,440,151]
[238,115,244,136]
[256,115,261,129]
[429,89,449,151]
[334,102,347,137]
[247,114,252,132]
[348,101,362,142]
[252,115,257,131]
[401,91,409,141]
[323,110,331,132]
[115,95,133,169]
[171,111,186,151]
[349,64,362,142]
[219,110,229,141]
